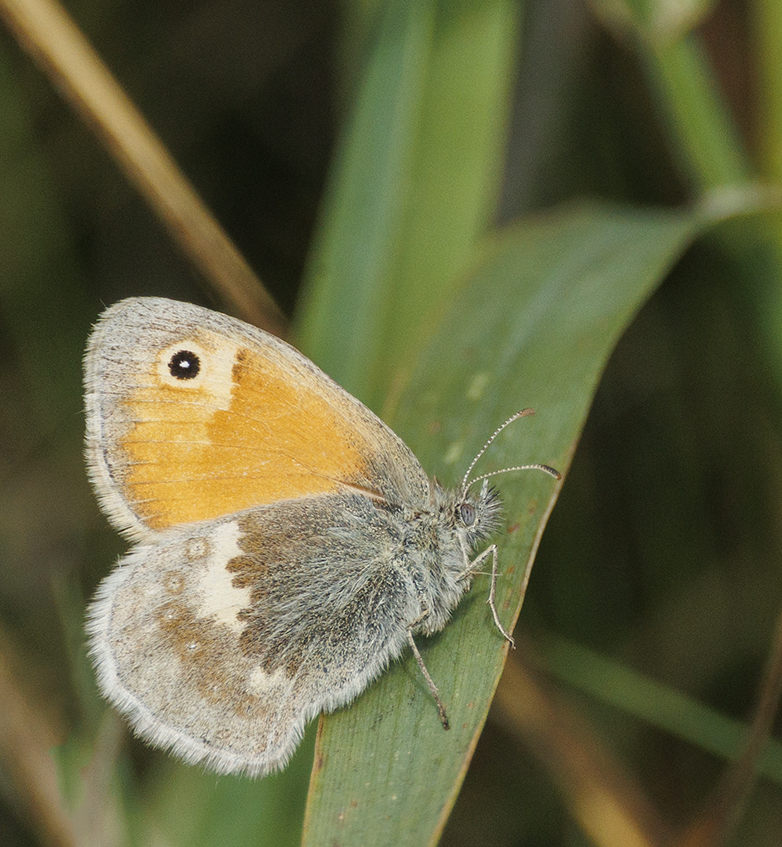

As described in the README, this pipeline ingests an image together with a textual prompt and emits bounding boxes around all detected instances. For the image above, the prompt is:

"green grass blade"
[295,0,437,395]
[755,0,782,183]
[301,203,701,847]
[541,636,782,785]
[593,0,751,190]
[643,35,752,188]
[296,0,520,410]
[144,748,314,847]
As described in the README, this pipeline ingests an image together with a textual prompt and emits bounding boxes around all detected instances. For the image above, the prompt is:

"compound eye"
[459,503,476,526]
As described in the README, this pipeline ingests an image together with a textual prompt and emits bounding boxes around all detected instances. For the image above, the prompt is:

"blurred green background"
[1,0,782,845]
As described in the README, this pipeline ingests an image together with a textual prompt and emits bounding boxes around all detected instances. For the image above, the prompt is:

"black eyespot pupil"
[459,503,476,526]
[168,350,200,380]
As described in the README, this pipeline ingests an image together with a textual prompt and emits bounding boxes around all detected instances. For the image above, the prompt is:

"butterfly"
[83,297,559,777]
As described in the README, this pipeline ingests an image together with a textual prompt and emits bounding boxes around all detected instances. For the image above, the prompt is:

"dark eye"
[459,503,476,526]
[168,350,200,380]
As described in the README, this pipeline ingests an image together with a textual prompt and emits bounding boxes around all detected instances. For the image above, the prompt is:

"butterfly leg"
[407,611,450,731]
[485,545,516,648]
[458,544,515,648]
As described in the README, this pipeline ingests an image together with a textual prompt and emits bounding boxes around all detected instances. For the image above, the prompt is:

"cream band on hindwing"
[195,522,250,633]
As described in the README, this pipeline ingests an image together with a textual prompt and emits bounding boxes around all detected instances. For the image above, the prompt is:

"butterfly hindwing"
[87,492,419,776]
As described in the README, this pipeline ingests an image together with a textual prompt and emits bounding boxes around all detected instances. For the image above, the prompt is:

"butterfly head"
[455,478,503,546]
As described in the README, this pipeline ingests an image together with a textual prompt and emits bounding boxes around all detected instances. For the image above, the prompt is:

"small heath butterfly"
[84,297,559,777]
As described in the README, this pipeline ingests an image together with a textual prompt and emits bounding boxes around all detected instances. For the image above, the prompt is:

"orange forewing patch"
[120,341,368,529]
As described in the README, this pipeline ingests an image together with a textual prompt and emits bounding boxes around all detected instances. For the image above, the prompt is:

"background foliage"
[1,0,781,845]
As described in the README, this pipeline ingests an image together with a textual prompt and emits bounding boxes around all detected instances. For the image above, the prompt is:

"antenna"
[461,409,561,491]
